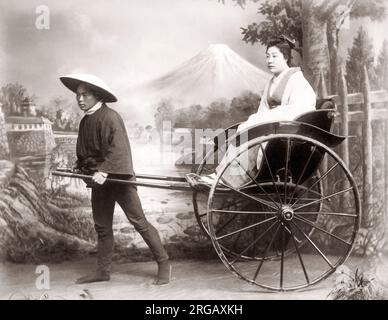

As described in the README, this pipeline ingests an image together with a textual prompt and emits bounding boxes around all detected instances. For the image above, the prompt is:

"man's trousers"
[90,176,169,273]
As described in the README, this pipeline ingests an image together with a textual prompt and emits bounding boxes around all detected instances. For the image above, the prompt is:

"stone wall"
[7,129,56,157]
[52,133,78,168]
[0,109,9,158]
[54,133,77,153]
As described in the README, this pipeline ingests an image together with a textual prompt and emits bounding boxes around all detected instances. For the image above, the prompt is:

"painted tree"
[322,0,385,93]
[223,0,386,93]
[240,0,303,48]
[205,100,229,129]
[0,83,29,116]
[154,99,176,144]
[375,39,388,91]
[346,27,377,93]
[229,90,261,123]
[175,104,205,128]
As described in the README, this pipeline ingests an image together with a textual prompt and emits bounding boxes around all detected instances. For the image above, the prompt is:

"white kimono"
[218,67,317,187]
[237,67,316,132]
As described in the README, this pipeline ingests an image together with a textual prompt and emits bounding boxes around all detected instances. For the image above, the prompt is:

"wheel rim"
[207,134,361,291]
[193,142,226,238]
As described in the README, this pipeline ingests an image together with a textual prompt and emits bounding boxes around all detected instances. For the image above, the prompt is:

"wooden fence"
[318,66,388,226]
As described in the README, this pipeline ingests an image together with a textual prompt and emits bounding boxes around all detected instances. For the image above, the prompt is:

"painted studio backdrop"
[1,0,388,299]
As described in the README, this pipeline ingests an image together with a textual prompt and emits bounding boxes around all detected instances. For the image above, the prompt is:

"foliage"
[328,265,385,300]
[226,0,386,46]
[222,0,386,94]
[175,104,206,128]
[354,193,387,257]
[205,100,229,128]
[154,99,176,133]
[346,26,377,93]
[0,83,81,131]
[0,83,31,117]
[350,0,387,21]
[241,0,302,48]
[39,96,81,132]
[229,90,260,123]
[173,91,260,129]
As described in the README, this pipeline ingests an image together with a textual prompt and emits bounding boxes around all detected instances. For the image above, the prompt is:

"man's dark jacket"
[76,103,135,176]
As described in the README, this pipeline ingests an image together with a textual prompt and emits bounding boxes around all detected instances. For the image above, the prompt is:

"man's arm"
[97,111,132,175]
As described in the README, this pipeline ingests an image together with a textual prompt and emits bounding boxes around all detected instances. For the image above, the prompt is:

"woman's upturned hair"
[266,35,296,65]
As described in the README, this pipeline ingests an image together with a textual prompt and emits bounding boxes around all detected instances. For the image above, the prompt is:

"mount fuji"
[121,44,271,123]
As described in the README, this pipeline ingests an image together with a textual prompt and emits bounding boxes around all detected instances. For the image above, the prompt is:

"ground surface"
[2,255,387,300]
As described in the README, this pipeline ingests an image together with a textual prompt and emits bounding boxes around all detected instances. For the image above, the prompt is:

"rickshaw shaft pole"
[51,171,193,191]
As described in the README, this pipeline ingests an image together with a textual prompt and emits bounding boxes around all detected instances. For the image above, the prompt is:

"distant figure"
[59,74,171,285]
[145,125,153,144]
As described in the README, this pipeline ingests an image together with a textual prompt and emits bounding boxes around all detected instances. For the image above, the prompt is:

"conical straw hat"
[60,73,117,103]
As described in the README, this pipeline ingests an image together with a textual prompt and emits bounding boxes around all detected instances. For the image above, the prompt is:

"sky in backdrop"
[0,0,265,105]
[1,0,388,117]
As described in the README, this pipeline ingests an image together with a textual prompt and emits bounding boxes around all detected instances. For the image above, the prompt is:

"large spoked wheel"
[193,136,323,261]
[207,134,361,291]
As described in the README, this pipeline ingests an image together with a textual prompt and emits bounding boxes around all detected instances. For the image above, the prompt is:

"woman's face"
[266,46,289,76]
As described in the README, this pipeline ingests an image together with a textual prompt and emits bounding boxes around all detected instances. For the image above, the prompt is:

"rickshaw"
[53,98,361,291]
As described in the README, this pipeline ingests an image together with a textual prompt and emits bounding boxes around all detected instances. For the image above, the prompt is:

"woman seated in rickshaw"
[189,35,317,188]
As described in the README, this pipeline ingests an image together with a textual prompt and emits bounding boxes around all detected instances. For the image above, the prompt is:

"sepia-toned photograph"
[1,0,388,303]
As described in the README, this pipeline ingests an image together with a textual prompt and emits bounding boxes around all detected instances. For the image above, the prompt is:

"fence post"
[338,66,349,168]
[317,70,329,192]
[317,69,328,99]
[362,66,374,226]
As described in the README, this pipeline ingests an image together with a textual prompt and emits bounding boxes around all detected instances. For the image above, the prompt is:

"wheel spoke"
[230,220,279,265]
[221,183,278,211]
[199,198,241,219]
[293,187,353,211]
[291,162,339,207]
[284,138,291,204]
[283,223,302,244]
[288,226,310,285]
[231,229,243,254]
[294,215,352,246]
[280,225,285,289]
[215,216,277,240]
[287,146,317,205]
[259,143,283,204]
[290,196,321,202]
[296,212,357,218]
[215,215,238,236]
[233,157,280,209]
[211,209,276,215]
[290,221,335,269]
[253,224,281,282]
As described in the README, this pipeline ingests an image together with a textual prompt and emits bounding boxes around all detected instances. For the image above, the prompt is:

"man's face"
[76,83,99,112]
